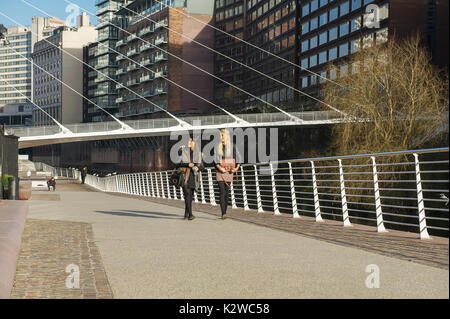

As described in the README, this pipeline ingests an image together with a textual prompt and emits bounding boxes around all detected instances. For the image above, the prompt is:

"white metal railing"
[83,148,449,239]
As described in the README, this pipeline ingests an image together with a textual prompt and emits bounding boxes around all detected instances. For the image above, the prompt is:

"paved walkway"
[11,181,449,298]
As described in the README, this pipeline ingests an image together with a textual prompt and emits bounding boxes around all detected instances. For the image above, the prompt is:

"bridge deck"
[11,181,449,298]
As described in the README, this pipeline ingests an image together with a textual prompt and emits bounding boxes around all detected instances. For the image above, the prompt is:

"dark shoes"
[188,215,196,221]
[221,214,228,220]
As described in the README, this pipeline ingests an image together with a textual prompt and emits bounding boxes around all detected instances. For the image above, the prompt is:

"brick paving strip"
[10,219,113,299]
[106,191,449,270]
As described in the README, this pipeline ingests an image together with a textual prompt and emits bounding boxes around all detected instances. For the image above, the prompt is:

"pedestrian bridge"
[7,147,448,298]
[6,111,343,149]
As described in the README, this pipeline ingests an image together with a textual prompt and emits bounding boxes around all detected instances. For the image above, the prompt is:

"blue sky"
[0,0,98,28]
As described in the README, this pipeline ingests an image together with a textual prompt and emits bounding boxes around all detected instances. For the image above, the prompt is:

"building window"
[351,0,361,10]
[340,22,349,37]
[339,43,349,57]
[319,12,328,27]
[330,7,338,21]
[319,50,327,64]
[301,22,309,35]
[320,0,328,7]
[319,31,327,45]
[301,58,308,68]
[329,26,338,41]
[310,17,318,31]
[311,0,319,12]
[309,54,317,67]
[329,47,338,60]
[340,1,350,16]
[302,4,309,17]
[341,64,348,77]
[301,40,309,52]
[310,36,318,49]
[301,76,308,88]
[351,16,361,32]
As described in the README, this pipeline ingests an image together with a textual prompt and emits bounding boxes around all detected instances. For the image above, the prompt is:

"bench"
[0,201,28,298]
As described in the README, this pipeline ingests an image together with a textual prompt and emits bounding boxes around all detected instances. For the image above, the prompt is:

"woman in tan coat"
[215,129,240,219]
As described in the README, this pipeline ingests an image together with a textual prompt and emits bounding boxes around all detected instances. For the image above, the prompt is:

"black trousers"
[81,175,86,184]
[183,187,195,218]
[218,181,230,216]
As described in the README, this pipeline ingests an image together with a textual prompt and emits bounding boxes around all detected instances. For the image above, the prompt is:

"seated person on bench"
[47,177,56,191]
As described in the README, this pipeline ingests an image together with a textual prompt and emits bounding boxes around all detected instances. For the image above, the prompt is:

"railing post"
[338,159,352,227]
[289,162,300,218]
[414,153,430,239]
[371,157,387,233]
[154,173,160,198]
[310,161,323,222]
[144,173,149,196]
[149,173,155,197]
[138,174,143,196]
[126,175,131,194]
[254,165,263,212]
[199,171,206,204]
[180,187,184,200]
[133,174,138,195]
[173,184,178,200]
[230,180,237,209]
[241,166,250,211]
[160,172,166,198]
[270,163,281,215]
[207,169,217,205]
[165,172,171,199]
[115,175,119,193]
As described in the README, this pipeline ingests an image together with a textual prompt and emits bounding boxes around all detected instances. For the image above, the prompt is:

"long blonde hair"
[218,129,232,157]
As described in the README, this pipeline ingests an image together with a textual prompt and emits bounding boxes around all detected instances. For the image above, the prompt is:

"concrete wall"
[0,128,19,189]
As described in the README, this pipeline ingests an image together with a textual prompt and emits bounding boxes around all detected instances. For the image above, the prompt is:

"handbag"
[169,169,185,188]
[220,158,239,185]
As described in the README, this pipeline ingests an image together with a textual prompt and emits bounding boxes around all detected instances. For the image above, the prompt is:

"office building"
[213,0,449,111]
[115,0,215,119]
[0,17,64,125]
[32,13,97,125]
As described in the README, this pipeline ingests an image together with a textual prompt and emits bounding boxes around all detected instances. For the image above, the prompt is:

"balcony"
[116,96,124,103]
[140,74,154,83]
[154,54,168,63]
[116,39,126,47]
[126,64,139,72]
[154,71,168,79]
[139,43,152,53]
[143,89,155,97]
[154,37,168,46]
[126,79,140,87]
[142,58,154,66]
[127,48,139,57]
[96,3,120,16]
[139,27,154,37]
[127,34,138,43]
[116,54,126,62]
[154,21,168,30]
[154,87,168,95]
[116,68,127,75]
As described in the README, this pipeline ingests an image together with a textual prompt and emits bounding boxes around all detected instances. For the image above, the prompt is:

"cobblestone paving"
[107,192,449,270]
[10,219,113,299]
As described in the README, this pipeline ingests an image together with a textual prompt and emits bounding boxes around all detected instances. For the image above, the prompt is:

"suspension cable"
[0,10,189,128]
[0,74,72,133]
[152,0,346,89]
[60,0,303,122]
[115,0,345,114]
[20,0,248,125]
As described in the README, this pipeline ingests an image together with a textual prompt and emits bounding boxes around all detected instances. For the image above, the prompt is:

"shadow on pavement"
[94,209,212,220]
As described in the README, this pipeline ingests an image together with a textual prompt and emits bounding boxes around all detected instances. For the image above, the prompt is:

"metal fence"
[79,148,449,239]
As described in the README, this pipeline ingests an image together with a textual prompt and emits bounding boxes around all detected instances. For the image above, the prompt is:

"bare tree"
[323,34,449,156]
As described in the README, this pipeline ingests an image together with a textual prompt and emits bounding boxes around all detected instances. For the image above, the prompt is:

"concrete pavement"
[16,182,449,298]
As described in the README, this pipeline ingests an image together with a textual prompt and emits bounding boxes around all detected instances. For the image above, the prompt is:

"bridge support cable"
[20,0,248,126]
[0,35,133,132]
[59,0,303,123]
[0,11,189,129]
[152,0,346,90]
[112,0,346,116]
[0,75,72,135]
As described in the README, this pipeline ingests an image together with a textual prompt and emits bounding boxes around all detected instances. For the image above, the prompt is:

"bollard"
[8,177,19,200]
